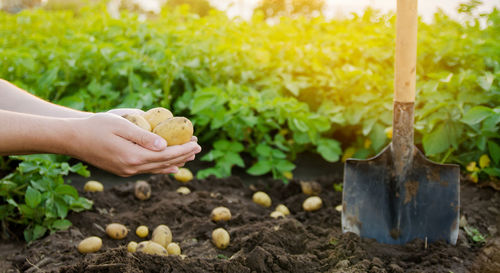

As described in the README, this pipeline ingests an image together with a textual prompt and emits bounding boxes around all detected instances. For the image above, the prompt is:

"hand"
[67,113,201,177]
[106,108,145,117]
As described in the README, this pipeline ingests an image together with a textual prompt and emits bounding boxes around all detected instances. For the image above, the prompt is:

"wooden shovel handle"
[394,0,418,103]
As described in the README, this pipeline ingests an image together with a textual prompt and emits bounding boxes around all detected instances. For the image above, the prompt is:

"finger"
[114,121,167,151]
[191,136,198,142]
[134,151,197,173]
[151,166,179,174]
[144,142,200,162]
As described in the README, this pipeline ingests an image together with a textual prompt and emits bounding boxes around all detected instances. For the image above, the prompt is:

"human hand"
[106,108,145,117]
[67,113,201,177]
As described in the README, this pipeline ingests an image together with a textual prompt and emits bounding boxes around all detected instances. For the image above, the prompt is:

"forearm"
[0,79,92,118]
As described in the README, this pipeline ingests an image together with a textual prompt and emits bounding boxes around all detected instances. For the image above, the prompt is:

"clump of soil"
[2,174,500,273]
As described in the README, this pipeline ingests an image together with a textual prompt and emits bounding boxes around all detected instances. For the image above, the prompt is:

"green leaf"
[247,160,273,176]
[462,106,494,125]
[483,168,500,177]
[274,159,295,172]
[25,186,42,208]
[224,152,245,167]
[423,122,459,156]
[201,150,224,161]
[317,139,342,162]
[256,144,272,157]
[32,224,47,241]
[488,141,500,165]
[477,72,494,91]
[51,219,72,230]
[191,93,217,114]
[54,197,69,218]
[369,123,387,151]
[54,184,78,199]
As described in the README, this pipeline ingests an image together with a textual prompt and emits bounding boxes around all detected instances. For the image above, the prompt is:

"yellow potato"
[270,211,285,219]
[303,196,323,212]
[123,114,151,131]
[275,204,290,216]
[77,236,102,254]
[105,223,128,239]
[167,242,181,255]
[136,225,149,238]
[300,181,322,196]
[151,225,172,247]
[137,241,168,256]
[134,180,151,201]
[252,191,271,207]
[136,240,150,251]
[174,168,194,183]
[83,180,103,192]
[210,206,232,222]
[127,241,138,253]
[153,117,193,146]
[176,186,191,195]
[212,228,230,249]
[142,107,174,130]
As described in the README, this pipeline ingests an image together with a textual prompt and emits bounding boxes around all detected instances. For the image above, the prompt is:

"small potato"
[303,196,323,212]
[176,186,191,195]
[137,241,168,256]
[123,114,151,131]
[335,204,343,212]
[127,241,138,253]
[210,206,231,222]
[300,181,322,196]
[106,223,128,239]
[174,168,193,183]
[167,242,181,255]
[136,240,150,252]
[136,225,149,238]
[212,228,230,249]
[252,191,271,207]
[134,180,151,201]
[270,211,285,219]
[83,180,103,192]
[77,236,102,253]
[275,204,290,216]
[153,117,193,146]
[142,107,174,130]
[151,225,172,247]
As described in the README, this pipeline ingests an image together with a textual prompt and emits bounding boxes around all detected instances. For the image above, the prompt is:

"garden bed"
[1,169,500,272]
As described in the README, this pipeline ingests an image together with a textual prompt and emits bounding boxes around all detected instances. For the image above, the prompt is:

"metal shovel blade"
[341,144,460,245]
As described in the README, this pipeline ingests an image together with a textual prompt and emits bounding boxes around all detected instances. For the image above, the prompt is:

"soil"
[1,169,500,273]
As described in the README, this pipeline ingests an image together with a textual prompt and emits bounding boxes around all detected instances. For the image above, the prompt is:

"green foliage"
[463,225,486,244]
[0,155,92,242]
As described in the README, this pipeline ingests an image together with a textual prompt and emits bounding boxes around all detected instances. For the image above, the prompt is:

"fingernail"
[154,138,166,150]
[193,144,201,153]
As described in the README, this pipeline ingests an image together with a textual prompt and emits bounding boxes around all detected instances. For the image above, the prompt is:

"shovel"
[341,0,460,245]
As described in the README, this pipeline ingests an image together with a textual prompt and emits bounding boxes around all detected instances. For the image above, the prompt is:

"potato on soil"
[151,225,172,247]
[275,204,290,215]
[83,180,103,192]
[300,181,322,196]
[134,180,151,201]
[137,241,168,256]
[77,236,102,254]
[136,225,149,238]
[252,191,272,207]
[123,114,151,131]
[153,117,193,146]
[167,242,181,255]
[105,223,128,239]
[142,107,173,130]
[303,196,323,212]
[270,211,285,219]
[174,168,193,183]
[127,241,138,253]
[212,228,230,249]
[176,186,191,195]
[210,206,231,222]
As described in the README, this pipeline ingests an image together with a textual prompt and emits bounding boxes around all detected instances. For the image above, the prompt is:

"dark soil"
[1,173,500,273]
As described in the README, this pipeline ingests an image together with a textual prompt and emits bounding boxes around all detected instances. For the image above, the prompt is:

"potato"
[275,204,290,216]
[151,225,172,247]
[212,228,230,249]
[127,241,138,253]
[335,204,343,212]
[270,211,285,219]
[136,225,149,238]
[153,117,193,146]
[210,206,231,222]
[303,196,323,212]
[123,114,151,131]
[174,168,193,183]
[77,236,102,253]
[136,240,150,251]
[134,180,151,201]
[83,180,103,192]
[176,186,191,195]
[252,191,271,207]
[167,242,181,255]
[142,107,174,130]
[105,223,128,239]
[300,181,322,196]
[137,241,168,256]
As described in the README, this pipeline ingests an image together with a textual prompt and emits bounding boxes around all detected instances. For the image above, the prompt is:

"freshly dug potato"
[212,228,230,249]
[151,225,172,247]
[270,211,285,219]
[137,241,168,256]
[176,186,191,195]
[142,107,173,130]
[303,196,323,212]
[106,223,128,239]
[83,180,103,192]
[77,236,102,254]
[252,191,272,207]
[335,204,343,212]
[123,114,151,131]
[136,240,150,251]
[174,168,193,183]
[136,225,149,238]
[210,206,231,222]
[153,117,193,146]
[300,181,322,196]
[167,242,181,255]
[275,204,290,216]
[127,241,138,253]
[134,180,151,201]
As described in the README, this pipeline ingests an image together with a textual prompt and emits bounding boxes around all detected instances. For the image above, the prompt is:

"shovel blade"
[342,145,460,245]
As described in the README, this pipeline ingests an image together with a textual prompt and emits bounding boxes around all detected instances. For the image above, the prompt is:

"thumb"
[116,123,167,151]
